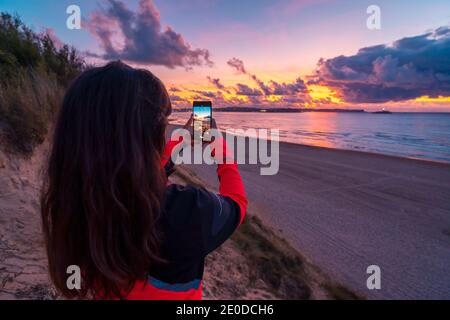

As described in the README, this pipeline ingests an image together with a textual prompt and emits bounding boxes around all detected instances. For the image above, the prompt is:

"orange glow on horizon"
[170,83,450,110]
[266,95,282,102]
[307,84,343,104]
[415,96,450,102]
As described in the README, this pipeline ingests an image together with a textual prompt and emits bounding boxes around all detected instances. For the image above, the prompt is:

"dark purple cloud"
[250,74,271,95]
[227,57,247,74]
[85,0,213,69]
[169,87,181,92]
[169,95,184,102]
[227,57,268,93]
[269,78,308,95]
[227,57,309,100]
[191,90,218,98]
[207,76,225,90]
[225,57,311,106]
[235,83,263,96]
[172,58,311,108]
[311,26,450,103]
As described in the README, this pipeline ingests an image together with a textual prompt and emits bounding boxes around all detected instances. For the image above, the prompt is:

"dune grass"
[0,71,64,152]
[0,13,84,153]
[231,214,311,299]
[232,214,361,300]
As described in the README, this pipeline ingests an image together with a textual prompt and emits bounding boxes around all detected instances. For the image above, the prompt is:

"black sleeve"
[196,189,241,256]
[164,184,241,258]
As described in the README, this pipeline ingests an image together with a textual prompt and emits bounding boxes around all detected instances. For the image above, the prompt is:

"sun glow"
[308,84,342,104]
[415,96,450,103]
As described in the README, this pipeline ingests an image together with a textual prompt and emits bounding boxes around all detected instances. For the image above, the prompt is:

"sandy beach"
[179,135,450,299]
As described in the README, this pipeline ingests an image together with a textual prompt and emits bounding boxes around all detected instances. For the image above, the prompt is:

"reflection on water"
[295,113,337,148]
[170,112,450,163]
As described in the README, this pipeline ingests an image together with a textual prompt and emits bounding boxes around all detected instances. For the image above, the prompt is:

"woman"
[41,61,247,299]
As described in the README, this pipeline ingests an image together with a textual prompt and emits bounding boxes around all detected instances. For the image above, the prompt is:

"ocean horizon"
[171,111,450,163]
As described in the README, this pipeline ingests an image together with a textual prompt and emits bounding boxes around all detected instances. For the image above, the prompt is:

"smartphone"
[193,101,212,142]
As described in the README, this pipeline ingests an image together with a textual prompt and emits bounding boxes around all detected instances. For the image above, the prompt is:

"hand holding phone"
[192,101,212,142]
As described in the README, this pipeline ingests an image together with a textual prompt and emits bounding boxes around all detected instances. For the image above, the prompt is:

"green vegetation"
[232,215,362,299]
[0,13,84,153]
[232,214,311,299]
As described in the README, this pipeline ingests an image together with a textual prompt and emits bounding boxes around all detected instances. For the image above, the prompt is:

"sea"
[170,112,450,163]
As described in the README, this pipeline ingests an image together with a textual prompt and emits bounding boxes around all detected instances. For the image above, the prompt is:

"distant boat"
[260,109,267,112]
[373,108,392,114]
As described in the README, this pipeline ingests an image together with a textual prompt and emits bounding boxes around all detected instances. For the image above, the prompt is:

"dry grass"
[0,69,64,153]
[231,214,311,299]
[0,13,83,154]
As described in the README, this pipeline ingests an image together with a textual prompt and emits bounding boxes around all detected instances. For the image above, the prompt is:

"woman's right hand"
[183,113,193,130]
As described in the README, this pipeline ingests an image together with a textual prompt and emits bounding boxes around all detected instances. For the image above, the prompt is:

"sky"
[1,0,450,111]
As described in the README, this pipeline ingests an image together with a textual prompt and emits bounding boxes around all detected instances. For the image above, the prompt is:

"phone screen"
[193,101,212,141]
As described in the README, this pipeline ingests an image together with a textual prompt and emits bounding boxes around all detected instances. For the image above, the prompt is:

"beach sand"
[177,136,450,299]
[0,142,58,299]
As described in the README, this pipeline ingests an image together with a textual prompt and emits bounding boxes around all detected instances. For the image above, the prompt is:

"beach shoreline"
[168,123,450,167]
[254,137,450,167]
[169,110,450,164]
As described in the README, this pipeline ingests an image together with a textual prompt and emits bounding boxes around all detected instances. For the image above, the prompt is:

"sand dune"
[0,143,57,299]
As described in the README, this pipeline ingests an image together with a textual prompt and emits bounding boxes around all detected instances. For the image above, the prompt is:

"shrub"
[0,70,64,152]
[0,13,85,153]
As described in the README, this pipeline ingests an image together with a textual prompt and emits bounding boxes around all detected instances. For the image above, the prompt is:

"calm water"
[170,112,450,163]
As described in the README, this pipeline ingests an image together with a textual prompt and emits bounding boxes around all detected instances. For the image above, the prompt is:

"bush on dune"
[0,13,85,153]
[0,71,64,152]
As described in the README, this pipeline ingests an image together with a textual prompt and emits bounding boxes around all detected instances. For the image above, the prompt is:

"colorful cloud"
[311,26,450,103]
[85,0,213,69]
[169,57,313,108]
[206,76,226,91]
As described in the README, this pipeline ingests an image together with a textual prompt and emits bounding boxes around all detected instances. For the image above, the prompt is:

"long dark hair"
[41,61,172,299]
